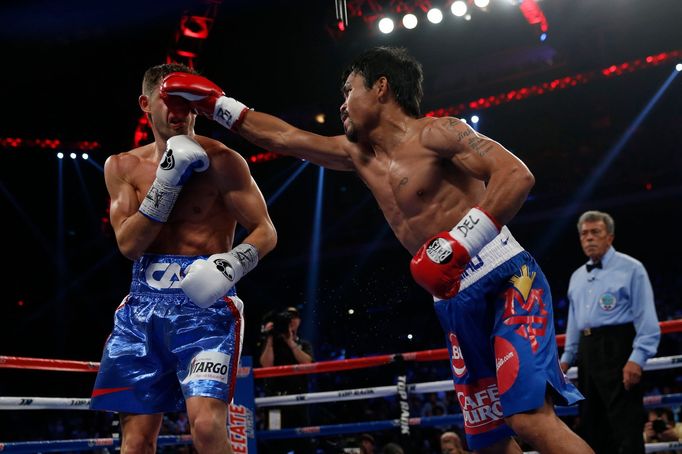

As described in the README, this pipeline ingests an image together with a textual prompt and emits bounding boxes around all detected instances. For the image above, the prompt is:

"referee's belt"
[581,322,634,337]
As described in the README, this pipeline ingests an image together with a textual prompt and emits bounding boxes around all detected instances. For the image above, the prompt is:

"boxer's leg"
[119,413,163,454]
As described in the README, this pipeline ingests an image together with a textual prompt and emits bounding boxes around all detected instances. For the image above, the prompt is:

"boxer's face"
[340,71,375,143]
[579,220,613,261]
[139,83,195,139]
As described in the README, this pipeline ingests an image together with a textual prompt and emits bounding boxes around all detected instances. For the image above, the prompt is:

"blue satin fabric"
[90,254,242,414]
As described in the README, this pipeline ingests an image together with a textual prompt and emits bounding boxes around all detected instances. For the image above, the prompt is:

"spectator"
[643,408,682,445]
[440,431,468,454]
[380,442,404,454]
[359,433,376,454]
[258,306,314,453]
[560,210,661,453]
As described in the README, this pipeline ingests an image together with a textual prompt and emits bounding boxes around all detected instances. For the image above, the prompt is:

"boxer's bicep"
[104,155,141,233]
[424,117,517,181]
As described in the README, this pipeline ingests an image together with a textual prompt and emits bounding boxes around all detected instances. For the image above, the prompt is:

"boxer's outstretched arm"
[104,154,164,260]
[160,72,356,171]
[423,117,535,225]
[237,110,355,171]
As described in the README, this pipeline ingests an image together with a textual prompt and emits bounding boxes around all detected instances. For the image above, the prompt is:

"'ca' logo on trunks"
[145,262,182,289]
[426,238,453,264]
[213,258,234,280]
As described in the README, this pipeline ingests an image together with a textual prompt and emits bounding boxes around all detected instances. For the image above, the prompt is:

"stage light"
[82,153,89,160]
[402,13,418,29]
[315,113,326,124]
[474,0,490,8]
[465,14,472,21]
[70,152,77,159]
[471,115,480,124]
[451,1,467,17]
[676,63,682,72]
[57,152,64,159]
[348,309,355,315]
[378,17,395,34]
[427,8,443,24]
[540,32,547,41]
[407,334,414,340]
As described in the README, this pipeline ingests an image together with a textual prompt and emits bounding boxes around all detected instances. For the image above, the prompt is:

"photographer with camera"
[644,408,682,448]
[258,306,314,453]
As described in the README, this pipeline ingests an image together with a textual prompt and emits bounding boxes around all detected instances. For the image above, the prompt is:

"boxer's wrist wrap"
[138,179,182,223]
[215,243,259,284]
[213,96,249,130]
[448,207,500,256]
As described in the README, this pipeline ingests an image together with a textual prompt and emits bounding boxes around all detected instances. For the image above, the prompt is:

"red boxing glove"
[410,207,501,299]
[160,72,249,130]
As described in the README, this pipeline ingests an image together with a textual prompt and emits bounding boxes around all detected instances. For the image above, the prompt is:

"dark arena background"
[1,0,681,452]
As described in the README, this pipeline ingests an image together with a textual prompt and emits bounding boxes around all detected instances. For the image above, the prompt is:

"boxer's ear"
[139,94,151,113]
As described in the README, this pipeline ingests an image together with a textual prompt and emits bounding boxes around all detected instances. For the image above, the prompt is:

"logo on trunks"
[459,254,484,281]
[454,213,480,238]
[182,351,231,384]
[213,258,234,281]
[426,238,453,264]
[160,149,175,170]
[145,262,182,289]
[502,265,548,353]
[449,333,467,377]
[456,378,504,435]
[494,337,520,394]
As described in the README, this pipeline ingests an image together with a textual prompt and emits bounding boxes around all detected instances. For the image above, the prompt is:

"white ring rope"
[3,354,681,411]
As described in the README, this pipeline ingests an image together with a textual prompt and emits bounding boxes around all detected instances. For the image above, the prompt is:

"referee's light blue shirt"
[560,246,660,368]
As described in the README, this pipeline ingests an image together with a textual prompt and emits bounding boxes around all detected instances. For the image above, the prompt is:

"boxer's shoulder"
[104,143,155,180]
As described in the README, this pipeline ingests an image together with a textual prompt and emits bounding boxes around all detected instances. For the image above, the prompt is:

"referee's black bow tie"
[586,261,602,272]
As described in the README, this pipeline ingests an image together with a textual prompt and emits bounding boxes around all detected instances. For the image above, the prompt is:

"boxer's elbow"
[511,165,535,197]
[116,236,145,261]
[262,222,278,257]
[520,167,535,193]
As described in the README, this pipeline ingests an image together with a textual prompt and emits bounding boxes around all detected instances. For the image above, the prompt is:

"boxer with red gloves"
[410,206,501,299]
[160,49,592,453]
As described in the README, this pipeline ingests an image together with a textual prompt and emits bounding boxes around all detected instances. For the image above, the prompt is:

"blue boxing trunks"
[433,227,583,450]
[90,254,244,414]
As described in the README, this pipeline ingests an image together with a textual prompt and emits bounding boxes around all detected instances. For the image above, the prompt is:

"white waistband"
[435,226,524,300]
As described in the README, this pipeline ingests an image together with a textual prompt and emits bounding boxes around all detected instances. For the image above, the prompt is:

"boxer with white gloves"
[91,63,277,454]
[138,134,209,222]
[181,243,259,308]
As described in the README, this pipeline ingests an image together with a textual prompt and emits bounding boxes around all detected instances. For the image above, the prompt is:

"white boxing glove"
[181,244,259,308]
[139,135,209,222]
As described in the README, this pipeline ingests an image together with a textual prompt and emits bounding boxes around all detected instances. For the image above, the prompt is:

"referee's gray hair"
[577,210,615,235]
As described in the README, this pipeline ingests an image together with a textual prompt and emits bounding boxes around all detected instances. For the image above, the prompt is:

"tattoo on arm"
[468,137,495,157]
[446,118,462,128]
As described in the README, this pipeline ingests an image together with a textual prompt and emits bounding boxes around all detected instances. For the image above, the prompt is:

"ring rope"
[0,434,192,453]
[3,319,679,377]
[255,393,682,441]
